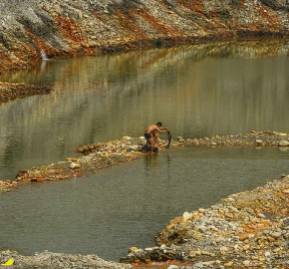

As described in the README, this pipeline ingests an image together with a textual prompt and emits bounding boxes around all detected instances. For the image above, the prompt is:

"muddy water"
[0,147,289,260]
[1,43,289,177]
[1,42,289,260]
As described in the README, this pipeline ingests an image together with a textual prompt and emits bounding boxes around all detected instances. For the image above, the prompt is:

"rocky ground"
[0,82,51,104]
[2,130,289,192]
[0,250,131,269]
[0,0,289,73]
[123,176,289,269]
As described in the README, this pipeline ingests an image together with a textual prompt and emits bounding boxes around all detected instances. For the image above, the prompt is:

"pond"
[1,41,289,260]
[0,147,289,260]
[1,42,289,178]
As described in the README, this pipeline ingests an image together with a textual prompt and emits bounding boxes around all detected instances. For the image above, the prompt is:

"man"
[144,122,169,152]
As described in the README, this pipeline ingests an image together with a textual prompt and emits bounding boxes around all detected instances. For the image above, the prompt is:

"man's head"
[156,122,162,127]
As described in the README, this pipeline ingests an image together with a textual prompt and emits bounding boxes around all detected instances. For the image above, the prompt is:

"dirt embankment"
[0,0,289,73]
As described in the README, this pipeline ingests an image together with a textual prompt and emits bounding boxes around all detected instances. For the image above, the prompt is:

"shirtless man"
[144,122,169,151]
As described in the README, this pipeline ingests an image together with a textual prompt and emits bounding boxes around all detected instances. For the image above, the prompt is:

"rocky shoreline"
[0,250,131,269]
[0,82,51,104]
[2,130,289,192]
[123,175,289,269]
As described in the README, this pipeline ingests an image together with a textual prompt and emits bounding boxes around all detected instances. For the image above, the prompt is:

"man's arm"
[155,127,169,133]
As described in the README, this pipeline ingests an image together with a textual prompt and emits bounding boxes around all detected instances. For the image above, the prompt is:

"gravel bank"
[0,250,131,269]
[123,176,289,269]
[2,130,289,192]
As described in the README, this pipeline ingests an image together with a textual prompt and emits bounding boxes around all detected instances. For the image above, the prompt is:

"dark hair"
[156,122,162,126]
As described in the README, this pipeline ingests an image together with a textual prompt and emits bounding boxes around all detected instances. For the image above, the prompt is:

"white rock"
[182,211,192,221]
[243,260,250,266]
[256,139,263,145]
[167,265,179,269]
[122,136,132,141]
[69,162,80,169]
[220,246,229,253]
[128,145,140,151]
[278,140,289,147]
[139,136,146,143]
[177,136,185,142]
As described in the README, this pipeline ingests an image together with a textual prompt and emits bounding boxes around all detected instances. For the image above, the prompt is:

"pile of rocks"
[76,136,145,155]
[0,250,131,269]
[123,176,289,268]
[0,180,17,192]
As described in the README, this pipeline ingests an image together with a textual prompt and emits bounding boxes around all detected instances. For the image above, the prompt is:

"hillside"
[0,0,289,72]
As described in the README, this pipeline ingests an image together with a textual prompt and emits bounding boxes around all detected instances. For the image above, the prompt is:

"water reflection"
[0,41,289,177]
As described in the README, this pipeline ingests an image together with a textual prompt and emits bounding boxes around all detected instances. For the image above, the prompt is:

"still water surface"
[0,147,289,260]
[1,43,289,177]
[1,42,289,260]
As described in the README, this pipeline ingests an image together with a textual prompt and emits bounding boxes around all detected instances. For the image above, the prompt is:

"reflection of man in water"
[144,122,169,151]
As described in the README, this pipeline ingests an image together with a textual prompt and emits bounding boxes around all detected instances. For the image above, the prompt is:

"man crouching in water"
[143,122,169,152]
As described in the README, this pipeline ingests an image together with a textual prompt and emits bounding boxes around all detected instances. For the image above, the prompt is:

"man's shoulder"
[146,124,158,133]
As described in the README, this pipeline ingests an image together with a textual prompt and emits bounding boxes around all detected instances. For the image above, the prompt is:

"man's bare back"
[145,124,162,136]
[144,122,169,150]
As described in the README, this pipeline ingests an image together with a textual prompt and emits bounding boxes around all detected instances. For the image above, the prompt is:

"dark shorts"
[144,133,152,140]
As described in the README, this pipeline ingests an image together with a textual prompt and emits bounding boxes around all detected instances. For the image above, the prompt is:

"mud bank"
[0,82,51,104]
[2,130,289,192]
[0,250,131,269]
[123,176,289,269]
[1,0,289,72]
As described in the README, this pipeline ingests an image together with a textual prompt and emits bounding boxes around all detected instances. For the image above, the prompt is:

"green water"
[0,147,289,260]
[1,43,289,178]
[1,42,289,260]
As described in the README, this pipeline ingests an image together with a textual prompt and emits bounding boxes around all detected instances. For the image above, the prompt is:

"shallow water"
[1,42,289,178]
[1,42,289,260]
[0,147,289,260]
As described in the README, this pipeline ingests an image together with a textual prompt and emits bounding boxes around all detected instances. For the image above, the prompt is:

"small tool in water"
[1,258,14,266]
[166,131,172,149]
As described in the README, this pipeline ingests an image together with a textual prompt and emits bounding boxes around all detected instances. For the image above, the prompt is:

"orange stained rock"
[55,16,87,46]
[176,0,205,14]
[26,31,59,58]
[136,8,183,36]
[243,219,272,232]
[257,5,282,31]
[114,9,147,40]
